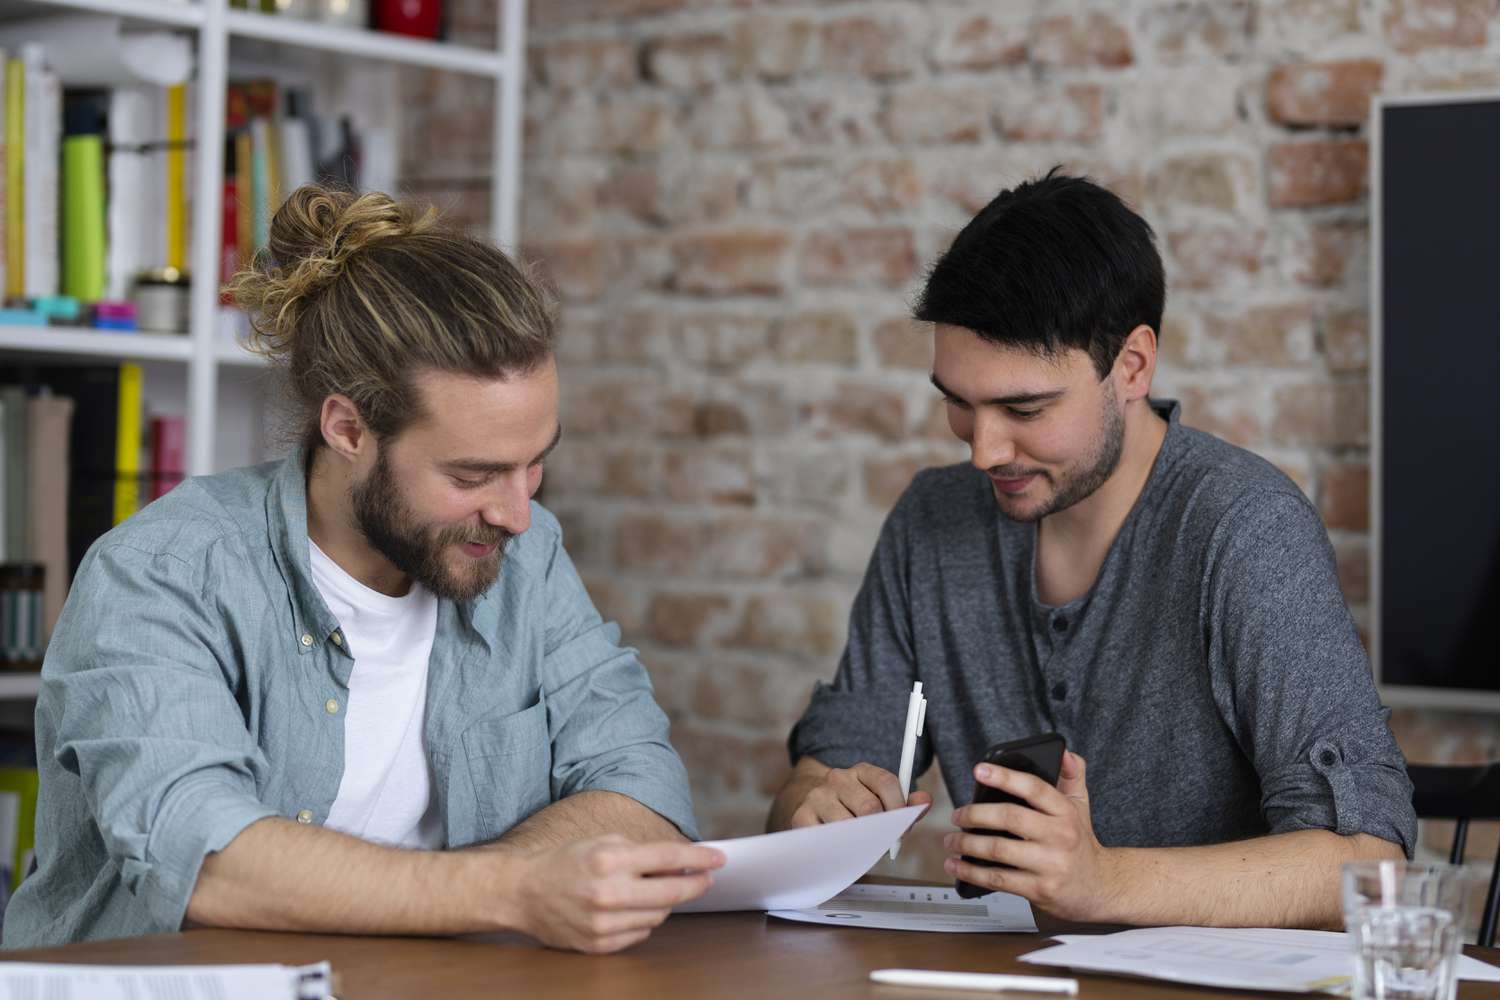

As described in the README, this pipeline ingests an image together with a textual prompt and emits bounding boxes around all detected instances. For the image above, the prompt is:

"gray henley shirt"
[790,401,1417,855]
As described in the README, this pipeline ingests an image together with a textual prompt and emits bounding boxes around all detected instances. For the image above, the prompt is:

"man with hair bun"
[769,171,1416,928]
[5,185,721,951]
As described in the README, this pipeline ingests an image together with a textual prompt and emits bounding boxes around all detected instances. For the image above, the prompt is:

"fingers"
[851,763,909,812]
[1056,752,1088,799]
[618,872,715,911]
[612,841,726,877]
[953,800,1050,841]
[944,830,1046,871]
[970,763,1070,817]
[907,789,934,820]
[945,854,1039,900]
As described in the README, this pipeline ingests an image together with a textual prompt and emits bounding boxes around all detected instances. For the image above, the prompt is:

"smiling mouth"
[990,473,1040,495]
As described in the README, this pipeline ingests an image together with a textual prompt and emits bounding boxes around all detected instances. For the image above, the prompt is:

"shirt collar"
[266,445,342,653]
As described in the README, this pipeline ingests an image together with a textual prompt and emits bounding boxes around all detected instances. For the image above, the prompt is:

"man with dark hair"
[768,171,1414,927]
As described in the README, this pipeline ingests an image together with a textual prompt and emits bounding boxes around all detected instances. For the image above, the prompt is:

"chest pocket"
[461,699,554,841]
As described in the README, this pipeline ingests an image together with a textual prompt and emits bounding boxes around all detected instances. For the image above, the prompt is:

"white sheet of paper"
[769,882,1037,933]
[675,805,925,914]
[1021,926,1500,994]
[0,961,332,1000]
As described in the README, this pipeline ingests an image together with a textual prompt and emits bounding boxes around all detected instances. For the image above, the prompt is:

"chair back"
[1407,762,1500,948]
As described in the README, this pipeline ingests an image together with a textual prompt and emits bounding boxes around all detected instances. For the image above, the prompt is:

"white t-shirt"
[309,539,443,849]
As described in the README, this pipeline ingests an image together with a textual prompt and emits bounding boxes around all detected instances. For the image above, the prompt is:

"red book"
[149,416,186,501]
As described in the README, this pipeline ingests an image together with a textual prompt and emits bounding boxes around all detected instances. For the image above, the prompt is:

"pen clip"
[916,697,927,737]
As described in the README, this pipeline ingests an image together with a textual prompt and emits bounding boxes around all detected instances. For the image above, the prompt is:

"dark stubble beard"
[995,381,1127,523]
[350,446,511,602]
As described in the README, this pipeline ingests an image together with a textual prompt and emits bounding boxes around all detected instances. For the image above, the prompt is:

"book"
[4,58,22,299]
[112,363,142,525]
[61,133,105,302]
[0,386,26,563]
[0,46,7,298]
[0,766,36,893]
[106,86,157,300]
[166,81,187,272]
[21,44,58,300]
[26,394,72,640]
[148,414,184,502]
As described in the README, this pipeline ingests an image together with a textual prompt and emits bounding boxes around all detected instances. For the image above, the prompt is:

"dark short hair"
[914,169,1165,379]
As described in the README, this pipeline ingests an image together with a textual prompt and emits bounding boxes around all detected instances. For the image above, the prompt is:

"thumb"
[907,789,934,819]
[1057,751,1089,800]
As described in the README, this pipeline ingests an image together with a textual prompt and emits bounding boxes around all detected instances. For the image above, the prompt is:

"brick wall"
[405,0,1500,878]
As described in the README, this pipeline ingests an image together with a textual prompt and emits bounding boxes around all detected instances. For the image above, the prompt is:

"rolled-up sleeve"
[44,541,278,930]
[1206,491,1417,856]
[536,518,699,841]
[788,481,930,779]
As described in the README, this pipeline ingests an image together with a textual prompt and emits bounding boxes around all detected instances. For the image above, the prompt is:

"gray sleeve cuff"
[135,776,280,931]
[1260,738,1418,857]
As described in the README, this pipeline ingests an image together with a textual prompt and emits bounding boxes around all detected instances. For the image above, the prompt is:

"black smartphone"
[955,731,1067,899]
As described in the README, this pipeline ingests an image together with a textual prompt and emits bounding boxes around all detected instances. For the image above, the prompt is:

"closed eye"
[450,475,493,490]
[1007,407,1044,421]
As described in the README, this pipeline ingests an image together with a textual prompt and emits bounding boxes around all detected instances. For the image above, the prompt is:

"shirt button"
[1053,617,1069,633]
[1050,681,1068,701]
[325,698,340,715]
[296,809,313,824]
[331,632,343,647]
[300,633,313,647]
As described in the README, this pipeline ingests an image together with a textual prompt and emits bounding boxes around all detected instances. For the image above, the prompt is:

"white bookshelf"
[0,0,527,476]
[0,0,525,699]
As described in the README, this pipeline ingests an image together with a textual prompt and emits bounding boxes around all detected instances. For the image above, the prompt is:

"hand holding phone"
[954,732,1066,899]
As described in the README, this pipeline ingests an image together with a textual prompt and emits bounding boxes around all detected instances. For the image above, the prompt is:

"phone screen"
[955,732,1066,899]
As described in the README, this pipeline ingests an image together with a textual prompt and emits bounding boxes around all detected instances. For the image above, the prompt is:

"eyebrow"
[442,424,563,475]
[929,373,1065,408]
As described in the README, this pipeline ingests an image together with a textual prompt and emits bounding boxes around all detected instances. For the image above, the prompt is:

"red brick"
[673,313,772,369]
[579,573,645,636]
[882,86,989,145]
[524,239,605,302]
[1322,308,1369,374]
[1125,68,1241,137]
[1166,226,1266,291]
[1141,0,1256,63]
[1267,59,1384,127]
[535,37,637,90]
[596,309,662,365]
[660,165,742,226]
[562,376,696,437]
[1031,13,1134,68]
[545,441,658,499]
[805,381,909,443]
[662,447,756,505]
[672,230,791,296]
[1148,154,1251,213]
[842,159,922,215]
[726,593,846,656]
[820,16,920,80]
[645,592,735,648]
[598,97,677,155]
[931,14,1028,71]
[709,516,823,578]
[1293,220,1367,289]
[1384,0,1489,53]
[1202,303,1317,367]
[1267,140,1369,208]
[685,91,791,151]
[643,32,732,89]
[997,85,1104,143]
[682,655,814,730]
[781,91,884,146]
[597,165,661,225]
[873,316,932,370]
[1320,461,1370,532]
[693,383,797,438]
[917,395,957,442]
[1177,383,1267,448]
[1271,382,1369,447]
[605,234,674,294]
[732,16,819,80]
[771,310,859,365]
[761,447,857,512]
[800,227,918,288]
[1335,540,1370,604]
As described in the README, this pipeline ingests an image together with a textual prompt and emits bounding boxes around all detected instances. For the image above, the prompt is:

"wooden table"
[7,910,1500,999]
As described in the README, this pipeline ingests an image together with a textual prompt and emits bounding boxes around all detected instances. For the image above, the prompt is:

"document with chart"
[769,883,1037,933]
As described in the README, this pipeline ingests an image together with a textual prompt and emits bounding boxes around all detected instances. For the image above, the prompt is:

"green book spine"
[61,134,105,303]
[4,60,22,300]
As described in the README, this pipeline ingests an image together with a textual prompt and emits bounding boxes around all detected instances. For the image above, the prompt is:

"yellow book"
[4,59,22,299]
[166,83,187,272]
[112,363,143,524]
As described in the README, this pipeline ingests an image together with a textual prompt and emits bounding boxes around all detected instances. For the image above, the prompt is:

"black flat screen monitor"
[1374,93,1500,710]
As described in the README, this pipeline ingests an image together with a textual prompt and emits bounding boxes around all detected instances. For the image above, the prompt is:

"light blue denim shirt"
[3,448,697,947]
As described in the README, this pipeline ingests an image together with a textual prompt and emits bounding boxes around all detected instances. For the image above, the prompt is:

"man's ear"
[318,394,368,463]
[1114,324,1158,403]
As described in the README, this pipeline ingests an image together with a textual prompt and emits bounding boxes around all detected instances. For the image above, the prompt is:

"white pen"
[870,969,1079,995]
[889,680,927,860]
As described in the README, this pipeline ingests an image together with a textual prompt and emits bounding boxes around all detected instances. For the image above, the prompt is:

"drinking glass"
[1342,860,1470,1000]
